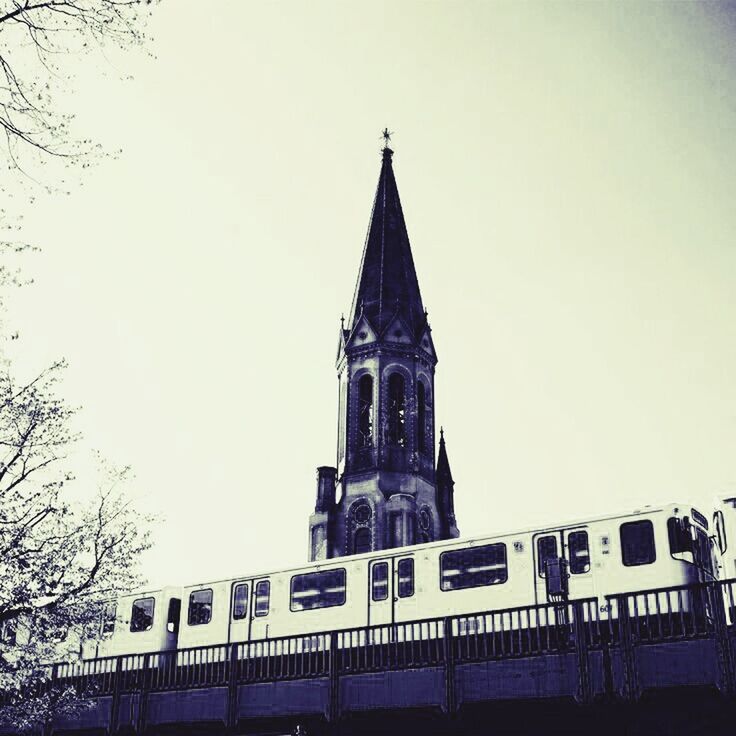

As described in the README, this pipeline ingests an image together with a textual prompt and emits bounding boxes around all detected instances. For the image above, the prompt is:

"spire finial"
[381,128,394,160]
[440,426,444,441]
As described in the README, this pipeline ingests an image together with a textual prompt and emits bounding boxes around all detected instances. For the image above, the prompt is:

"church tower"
[308,139,459,561]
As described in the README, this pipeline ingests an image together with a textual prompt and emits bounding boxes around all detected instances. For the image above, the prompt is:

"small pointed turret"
[436,427,459,539]
[347,145,426,338]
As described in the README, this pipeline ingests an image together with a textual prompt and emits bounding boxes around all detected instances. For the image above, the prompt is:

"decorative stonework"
[308,144,459,562]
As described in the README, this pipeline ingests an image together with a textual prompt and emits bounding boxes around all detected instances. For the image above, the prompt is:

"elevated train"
[81,499,728,661]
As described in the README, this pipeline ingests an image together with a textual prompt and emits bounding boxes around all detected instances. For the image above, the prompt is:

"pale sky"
[4,1,736,588]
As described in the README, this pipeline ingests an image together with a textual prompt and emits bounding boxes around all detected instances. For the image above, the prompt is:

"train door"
[393,554,418,622]
[563,527,593,600]
[367,554,417,626]
[228,581,251,643]
[533,527,593,604]
[249,577,272,640]
[368,559,392,627]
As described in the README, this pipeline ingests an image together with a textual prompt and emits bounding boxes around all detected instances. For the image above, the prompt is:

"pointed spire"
[348,135,426,338]
[436,426,454,485]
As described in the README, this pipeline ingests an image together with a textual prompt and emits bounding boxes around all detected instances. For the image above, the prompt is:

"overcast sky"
[5,1,736,588]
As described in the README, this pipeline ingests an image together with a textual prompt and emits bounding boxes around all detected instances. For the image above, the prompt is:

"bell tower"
[308,137,459,561]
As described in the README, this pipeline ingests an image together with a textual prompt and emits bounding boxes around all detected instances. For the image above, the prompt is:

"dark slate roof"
[436,427,454,485]
[348,147,426,338]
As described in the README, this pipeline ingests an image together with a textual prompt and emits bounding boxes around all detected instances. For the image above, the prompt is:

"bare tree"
[0,0,159,706]
[0,5,158,729]
[0,0,156,174]
[0,358,153,731]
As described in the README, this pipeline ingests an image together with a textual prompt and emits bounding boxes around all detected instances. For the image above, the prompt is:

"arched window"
[417,381,426,452]
[358,375,373,447]
[387,373,406,447]
[419,507,433,544]
[350,502,372,556]
[353,503,372,524]
[353,527,371,555]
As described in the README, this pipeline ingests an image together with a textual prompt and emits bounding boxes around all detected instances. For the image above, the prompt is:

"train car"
[90,586,182,660]
[154,501,716,655]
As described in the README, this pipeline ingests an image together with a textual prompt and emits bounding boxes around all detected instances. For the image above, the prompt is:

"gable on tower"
[418,324,437,362]
[379,312,415,346]
[344,313,379,352]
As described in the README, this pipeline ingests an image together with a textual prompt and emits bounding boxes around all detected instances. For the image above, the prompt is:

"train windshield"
[693,527,714,577]
[668,516,715,578]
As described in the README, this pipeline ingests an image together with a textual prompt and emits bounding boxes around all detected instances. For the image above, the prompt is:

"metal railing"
[605,579,736,644]
[44,579,736,695]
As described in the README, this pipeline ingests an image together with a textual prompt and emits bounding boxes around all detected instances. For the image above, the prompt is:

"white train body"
[88,501,718,659]
[89,586,182,659]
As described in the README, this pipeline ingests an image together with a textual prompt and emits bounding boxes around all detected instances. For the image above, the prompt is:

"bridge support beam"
[443,617,456,716]
[572,601,592,704]
[618,603,640,702]
[328,631,339,724]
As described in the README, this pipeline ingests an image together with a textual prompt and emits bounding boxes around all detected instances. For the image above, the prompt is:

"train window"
[232,584,249,620]
[397,558,414,598]
[691,508,709,530]
[290,569,346,612]
[372,562,389,601]
[101,602,117,636]
[620,520,656,566]
[715,510,728,555]
[255,581,270,617]
[440,543,508,591]
[130,597,155,632]
[568,531,590,574]
[1,620,17,646]
[694,528,714,577]
[188,589,213,626]
[537,535,558,577]
[668,517,693,556]
[38,618,68,643]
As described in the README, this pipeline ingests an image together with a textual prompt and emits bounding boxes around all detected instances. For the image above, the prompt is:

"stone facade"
[308,145,458,561]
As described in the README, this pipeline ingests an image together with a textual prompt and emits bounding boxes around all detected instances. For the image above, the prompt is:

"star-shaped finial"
[381,127,393,147]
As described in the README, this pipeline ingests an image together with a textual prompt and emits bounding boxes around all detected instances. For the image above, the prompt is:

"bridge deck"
[11,580,736,735]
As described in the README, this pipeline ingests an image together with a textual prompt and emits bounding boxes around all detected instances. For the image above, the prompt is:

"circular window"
[419,508,431,531]
[354,504,371,524]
